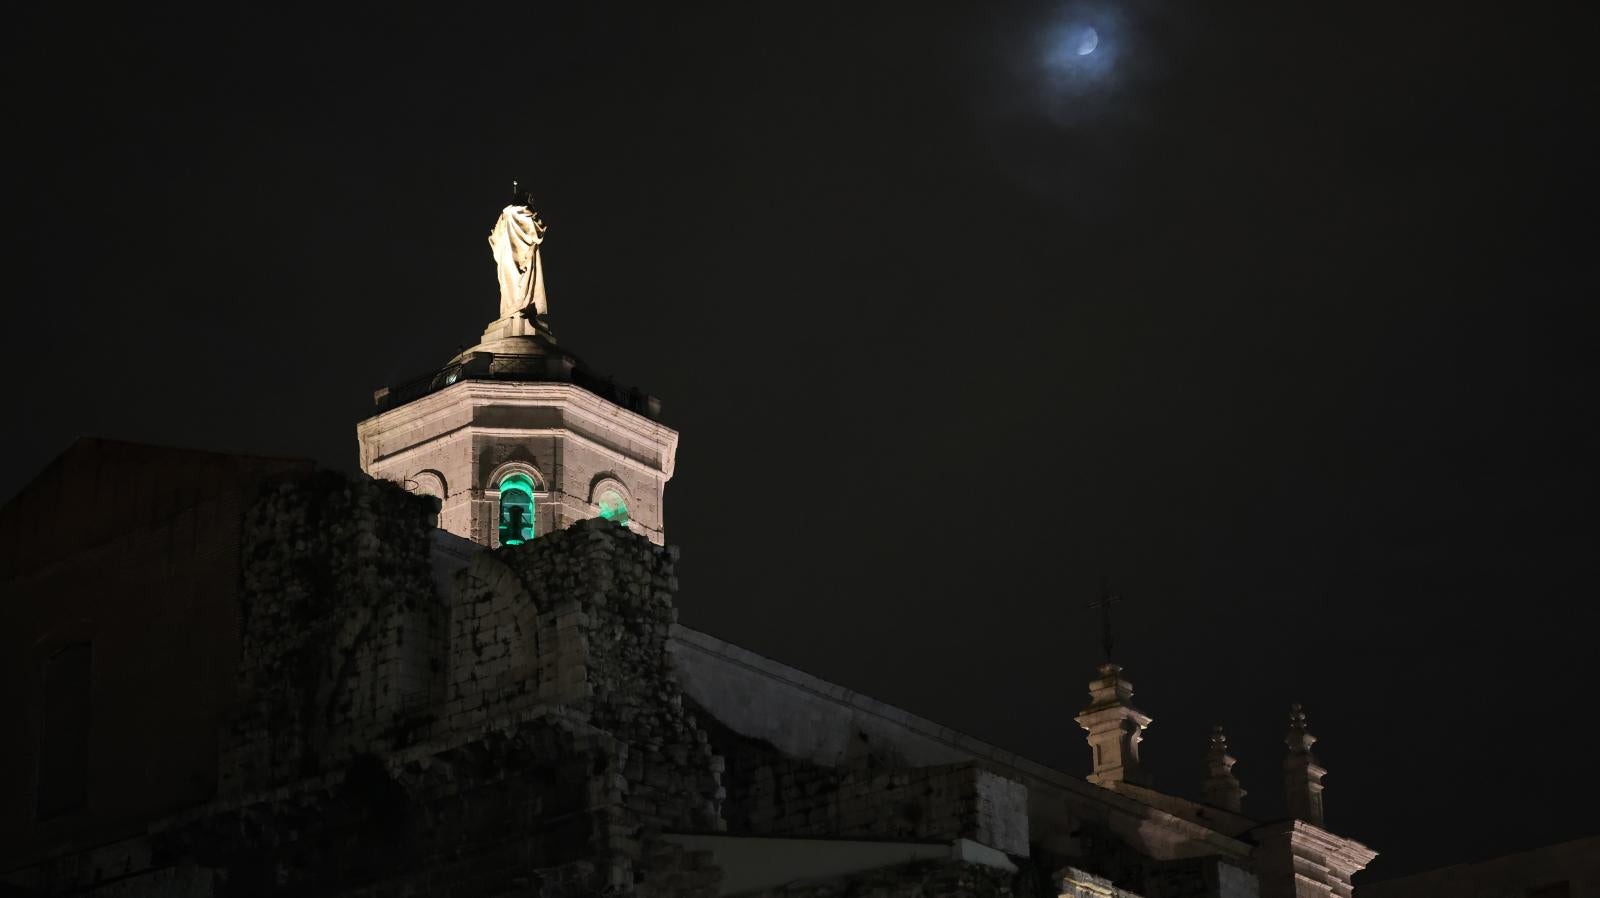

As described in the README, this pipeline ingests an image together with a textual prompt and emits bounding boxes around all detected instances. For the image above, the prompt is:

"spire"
[1284,703,1327,826]
[1203,724,1246,812]
[1075,662,1153,788]
[1076,590,1151,788]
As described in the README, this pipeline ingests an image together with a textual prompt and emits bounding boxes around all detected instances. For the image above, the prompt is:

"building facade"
[2,199,1385,897]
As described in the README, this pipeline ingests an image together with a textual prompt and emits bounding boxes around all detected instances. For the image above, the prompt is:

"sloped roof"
[0,438,313,580]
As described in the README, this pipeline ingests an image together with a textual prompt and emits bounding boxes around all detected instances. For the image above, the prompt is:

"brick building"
[2,201,1381,897]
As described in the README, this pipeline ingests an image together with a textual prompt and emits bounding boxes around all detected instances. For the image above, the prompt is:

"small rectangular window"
[36,642,92,820]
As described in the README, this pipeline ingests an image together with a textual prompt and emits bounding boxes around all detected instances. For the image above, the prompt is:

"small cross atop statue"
[511,179,535,209]
[1088,589,1121,662]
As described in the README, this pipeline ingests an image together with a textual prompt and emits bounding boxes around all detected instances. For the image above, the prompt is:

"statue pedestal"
[481,313,554,344]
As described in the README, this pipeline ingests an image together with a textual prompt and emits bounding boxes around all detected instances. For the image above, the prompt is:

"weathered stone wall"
[635,840,723,898]
[1144,857,1261,898]
[741,858,1019,898]
[442,517,724,834]
[161,713,636,897]
[672,627,1266,874]
[691,682,1029,856]
[1,457,1251,898]
[723,753,1029,856]
[220,473,446,797]
[162,507,721,895]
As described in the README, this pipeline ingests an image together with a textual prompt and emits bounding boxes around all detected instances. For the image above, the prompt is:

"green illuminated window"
[498,473,535,546]
[597,489,630,527]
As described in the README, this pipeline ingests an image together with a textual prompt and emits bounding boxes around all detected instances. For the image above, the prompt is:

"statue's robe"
[489,206,547,319]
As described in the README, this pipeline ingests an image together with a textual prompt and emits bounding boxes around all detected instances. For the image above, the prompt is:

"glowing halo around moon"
[1025,4,1129,127]
[1037,11,1118,99]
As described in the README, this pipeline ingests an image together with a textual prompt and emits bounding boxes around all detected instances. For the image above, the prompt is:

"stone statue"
[488,193,548,320]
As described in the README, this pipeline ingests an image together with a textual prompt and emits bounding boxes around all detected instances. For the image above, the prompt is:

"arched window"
[596,488,630,527]
[498,473,535,546]
[410,470,446,500]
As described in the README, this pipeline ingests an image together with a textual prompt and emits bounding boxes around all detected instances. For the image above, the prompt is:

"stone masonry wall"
[741,761,1029,856]
[221,473,446,797]
[25,494,726,895]
[743,858,1019,898]
[10,466,1053,897]
[156,713,638,897]
[702,704,1029,856]
[444,518,725,838]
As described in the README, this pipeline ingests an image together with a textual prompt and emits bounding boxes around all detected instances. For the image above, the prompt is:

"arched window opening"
[596,489,630,528]
[410,471,445,500]
[498,473,535,546]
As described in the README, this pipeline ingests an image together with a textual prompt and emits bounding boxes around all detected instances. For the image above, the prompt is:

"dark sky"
[8,1,1597,880]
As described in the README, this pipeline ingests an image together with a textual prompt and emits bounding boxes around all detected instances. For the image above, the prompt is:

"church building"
[2,195,1377,897]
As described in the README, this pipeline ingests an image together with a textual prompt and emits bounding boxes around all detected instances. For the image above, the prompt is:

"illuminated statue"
[488,187,548,320]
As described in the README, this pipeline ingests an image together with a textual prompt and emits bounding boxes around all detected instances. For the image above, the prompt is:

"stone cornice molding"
[476,428,667,481]
[1253,818,1378,877]
[359,381,676,460]
[358,381,678,477]
[364,425,666,485]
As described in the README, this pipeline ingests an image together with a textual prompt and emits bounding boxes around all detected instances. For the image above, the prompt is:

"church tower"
[356,190,678,547]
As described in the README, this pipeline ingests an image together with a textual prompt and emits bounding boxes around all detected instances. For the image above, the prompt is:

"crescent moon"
[1077,27,1099,56]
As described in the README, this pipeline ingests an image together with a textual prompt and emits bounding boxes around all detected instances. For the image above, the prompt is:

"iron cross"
[1088,589,1121,662]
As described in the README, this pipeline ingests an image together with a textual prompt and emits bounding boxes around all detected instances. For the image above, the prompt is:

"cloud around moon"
[1037,5,1122,100]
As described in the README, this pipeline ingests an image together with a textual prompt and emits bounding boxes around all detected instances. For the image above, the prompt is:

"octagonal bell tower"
[357,189,678,547]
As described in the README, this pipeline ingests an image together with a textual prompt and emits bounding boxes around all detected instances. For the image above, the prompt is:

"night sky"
[8,1,1597,879]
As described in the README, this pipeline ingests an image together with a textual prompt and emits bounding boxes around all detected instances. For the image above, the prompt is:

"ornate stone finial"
[1075,663,1153,789]
[1285,703,1317,755]
[488,191,550,324]
[1283,703,1327,826]
[1203,724,1246,812]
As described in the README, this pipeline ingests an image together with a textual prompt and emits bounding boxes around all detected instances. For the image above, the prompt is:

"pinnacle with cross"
[1076,588,1153,788]
[1088,588,1121,664]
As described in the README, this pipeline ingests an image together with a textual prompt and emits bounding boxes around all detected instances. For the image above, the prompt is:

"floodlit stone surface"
[1076,663,1154,788]
[358,379,678,547]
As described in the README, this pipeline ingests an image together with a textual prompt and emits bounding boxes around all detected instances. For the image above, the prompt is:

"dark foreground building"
[1363,838,1599,898]
[3,202,1382,897]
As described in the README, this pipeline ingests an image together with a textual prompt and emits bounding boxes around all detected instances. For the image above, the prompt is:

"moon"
[1076,26,1099,56]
